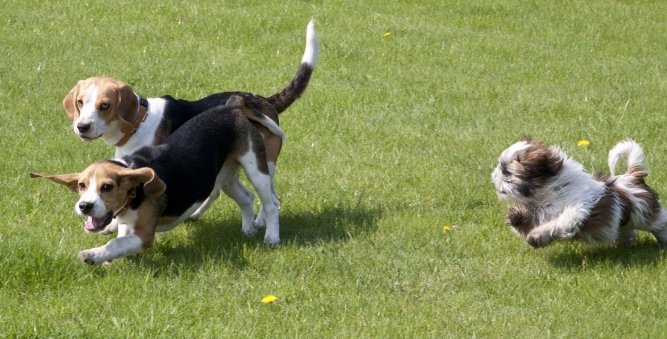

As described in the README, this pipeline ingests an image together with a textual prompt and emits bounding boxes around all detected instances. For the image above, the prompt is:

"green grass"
[2,0,667,337]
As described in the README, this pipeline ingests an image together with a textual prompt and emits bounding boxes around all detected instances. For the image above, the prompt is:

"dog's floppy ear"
[29,172,80,193]
[519,146,563,177]
[544,147,564,175]
[63,81,82,121]
[115,83,139,134]
[123,167,166,197]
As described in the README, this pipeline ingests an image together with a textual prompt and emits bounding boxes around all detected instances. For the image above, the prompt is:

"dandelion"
[577,139,590,148]
[383,32,392,38]
[442,225,452,233]
[261,295,278,304]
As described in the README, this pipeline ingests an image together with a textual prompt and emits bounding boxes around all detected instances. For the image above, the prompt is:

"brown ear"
[29,172,80,193]
[544,148,564,175]
[114,83,139,134]
[63,81,81,121]
[123,167,166,197]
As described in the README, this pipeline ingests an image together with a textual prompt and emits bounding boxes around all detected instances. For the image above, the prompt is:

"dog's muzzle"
[78,202,113,232]
[74,121,101,140]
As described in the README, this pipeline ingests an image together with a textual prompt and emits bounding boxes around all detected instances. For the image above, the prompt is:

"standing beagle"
[63,20,318,226]
[33,95,280,264]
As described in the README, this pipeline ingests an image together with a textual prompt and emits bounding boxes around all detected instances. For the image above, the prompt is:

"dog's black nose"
[77,123,91,133]
[78,202,94,214]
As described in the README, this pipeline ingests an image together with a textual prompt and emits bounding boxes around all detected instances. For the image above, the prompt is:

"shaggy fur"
[491,138,667,248]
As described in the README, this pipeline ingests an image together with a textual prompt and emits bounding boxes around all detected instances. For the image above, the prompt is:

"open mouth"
[83,212,113,233]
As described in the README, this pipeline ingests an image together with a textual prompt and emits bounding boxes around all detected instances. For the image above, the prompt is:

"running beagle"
[63,20,318,225]
[32,95,280,264]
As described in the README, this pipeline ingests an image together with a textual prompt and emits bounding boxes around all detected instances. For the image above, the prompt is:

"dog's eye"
[501,165,511,177]
[76,99,83,108]
[100,184,114,192]
[99,103,110,111]
[78,182,86,191]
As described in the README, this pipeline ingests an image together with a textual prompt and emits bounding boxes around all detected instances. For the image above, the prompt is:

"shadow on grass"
[132,203,382,274]
[546,238,667,270]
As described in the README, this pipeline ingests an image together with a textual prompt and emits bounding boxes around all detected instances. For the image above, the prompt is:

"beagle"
[63,20,318,225]
[32,95,280,264]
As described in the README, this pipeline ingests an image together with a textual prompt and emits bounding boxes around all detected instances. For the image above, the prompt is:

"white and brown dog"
[32,95,279,264]
[63,20,318,225]
[492,138,667,248]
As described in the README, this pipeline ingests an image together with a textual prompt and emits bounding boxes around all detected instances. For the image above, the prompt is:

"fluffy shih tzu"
[491,137,667,248]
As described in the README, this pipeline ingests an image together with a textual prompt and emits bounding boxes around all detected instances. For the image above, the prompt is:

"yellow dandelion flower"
[383,32,392,37]
[577,139,590,147]
[261,295,278,304]
[442,225,452,233]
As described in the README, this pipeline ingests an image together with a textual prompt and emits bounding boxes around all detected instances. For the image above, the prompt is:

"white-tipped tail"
[257,115,286,143]
[301,19,319,66]
[267,19,317,114]
[608,139,646,177]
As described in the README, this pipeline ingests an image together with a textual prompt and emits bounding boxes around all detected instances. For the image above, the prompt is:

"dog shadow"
[132,203,382,274]
[546,238,667,270]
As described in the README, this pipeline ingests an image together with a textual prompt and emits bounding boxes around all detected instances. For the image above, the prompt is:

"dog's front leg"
[506,206,534,238]
[78,234,143,265]
[526,206,586,248]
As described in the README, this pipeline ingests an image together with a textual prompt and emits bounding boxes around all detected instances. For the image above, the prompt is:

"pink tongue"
[84,216,107,231]
[85,217,96,231]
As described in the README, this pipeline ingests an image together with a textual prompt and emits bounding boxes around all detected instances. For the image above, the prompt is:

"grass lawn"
[2,0,667,337]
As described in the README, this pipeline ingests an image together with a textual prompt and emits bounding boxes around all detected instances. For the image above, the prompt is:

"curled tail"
[268,19,319,114]
[608,139,648,178]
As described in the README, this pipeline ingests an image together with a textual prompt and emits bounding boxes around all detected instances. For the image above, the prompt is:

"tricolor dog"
[63,20,318,225]
[32,95,280,264]
[492,138,667,248]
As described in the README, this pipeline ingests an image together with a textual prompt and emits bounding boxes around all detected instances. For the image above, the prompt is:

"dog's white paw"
[242,224,258,237]
[526,231,552,249]
[78,249,106,265]
[263,233,280,246]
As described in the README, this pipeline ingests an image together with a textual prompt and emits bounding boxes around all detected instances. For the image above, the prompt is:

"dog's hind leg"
[218,162,257,237]
[239,154,280,245]
[646,208,667,246]
[630,206,667,246]
[254,162,279,228]
[652,227,667,246]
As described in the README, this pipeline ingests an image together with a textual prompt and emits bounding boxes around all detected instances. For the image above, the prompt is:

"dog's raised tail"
[268,19,319,114]
[608,140,648,178]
